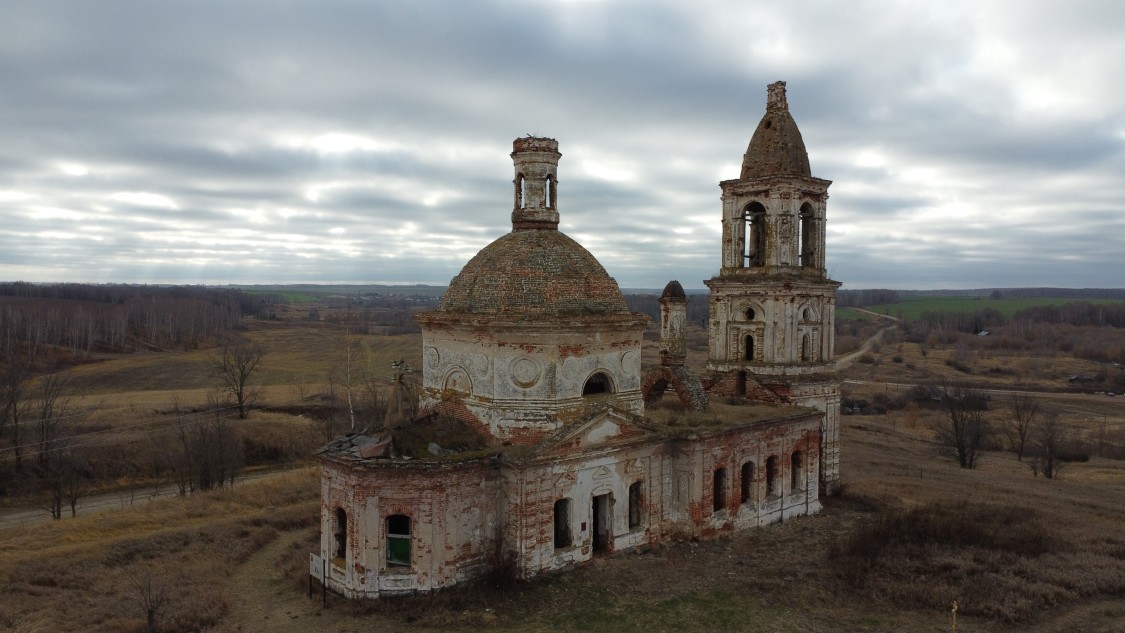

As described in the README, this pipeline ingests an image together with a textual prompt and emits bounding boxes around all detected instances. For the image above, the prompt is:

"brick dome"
[661,279,686,300]
[740,81,811,179]
[438,229,629,318]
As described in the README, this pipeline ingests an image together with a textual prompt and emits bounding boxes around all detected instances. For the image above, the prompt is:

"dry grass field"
[4,408,1123,632]
[0,320,424,500]
[3,317,1124,632]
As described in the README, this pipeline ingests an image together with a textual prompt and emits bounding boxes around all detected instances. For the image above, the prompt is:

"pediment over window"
[531,410,655,459]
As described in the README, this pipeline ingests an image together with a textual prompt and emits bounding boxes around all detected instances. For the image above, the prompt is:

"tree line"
[623,294,709,327]
[837,288,902,308]
[909,302,1125,334]
[0,283,285,361]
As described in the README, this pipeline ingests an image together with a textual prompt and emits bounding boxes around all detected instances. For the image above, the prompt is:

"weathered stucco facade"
[316,83,840,598]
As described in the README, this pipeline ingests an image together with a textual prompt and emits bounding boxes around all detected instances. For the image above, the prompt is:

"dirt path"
[835,323,891,369]
[0,467,304,528]
[226,529,354,633]
[849,306,900,321]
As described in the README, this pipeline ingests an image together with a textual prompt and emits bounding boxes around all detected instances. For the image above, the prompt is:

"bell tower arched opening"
[515,173,527,209]
[742,202,766,267]
[544,175,556,208]
[799,202,814,267]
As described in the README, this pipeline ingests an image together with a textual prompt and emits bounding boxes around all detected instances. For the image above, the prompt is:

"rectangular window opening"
[386,514,411,568]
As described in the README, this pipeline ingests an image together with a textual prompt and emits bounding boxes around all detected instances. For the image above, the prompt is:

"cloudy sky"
[2,1,1123,290]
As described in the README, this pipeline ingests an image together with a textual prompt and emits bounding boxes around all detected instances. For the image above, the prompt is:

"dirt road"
[0,467,302,528]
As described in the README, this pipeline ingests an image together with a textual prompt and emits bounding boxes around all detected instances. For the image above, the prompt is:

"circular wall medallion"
[509,357,541,388]
[621,350,640,374]
[423,346,440,370]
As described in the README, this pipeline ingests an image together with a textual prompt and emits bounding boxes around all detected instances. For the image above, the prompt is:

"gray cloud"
[1,0,1123,290]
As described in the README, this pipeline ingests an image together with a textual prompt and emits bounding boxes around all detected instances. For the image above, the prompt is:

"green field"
[858,296,1123,320]
[836,307,876,321]
[239,288,323,303]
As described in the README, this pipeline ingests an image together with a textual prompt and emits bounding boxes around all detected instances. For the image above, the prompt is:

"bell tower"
[704,81,842,492]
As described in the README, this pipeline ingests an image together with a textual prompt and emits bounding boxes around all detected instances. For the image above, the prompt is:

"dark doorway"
[553,499,572,548]
[592,494,611,554]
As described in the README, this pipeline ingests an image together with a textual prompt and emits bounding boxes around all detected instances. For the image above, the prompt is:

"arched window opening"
[628,482,643,529]
[791,451,805,491]
[444,367,471,394]
[801,334,811,362]
[766,456,780,498]
[386,514,411,568]
[745,307,756,320]
[516,174,527,209]
[799,203,814,267]
[544,175,555,208]
[333,508,348,560]
[744,336,755,362]
[742,202,767,267]
[583,372,613,396]
[740,461,755,504]
[553,499,572,548]
[802,308,811,322]
[713,468,727,513]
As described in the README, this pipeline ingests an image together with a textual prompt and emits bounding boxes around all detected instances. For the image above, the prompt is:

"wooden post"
[951,600,958,633]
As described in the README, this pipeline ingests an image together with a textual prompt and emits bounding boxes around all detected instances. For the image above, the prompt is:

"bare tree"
[128,570,169,633]
[932,383,992,469]
[170,398,243,493]
[332,319,362,431]
[210,338,265,419]
[329,317,389,433]
[1005,392,1039,461]
[1030,409,1066,480]
[0,347,31,469]
[29,372,96,519]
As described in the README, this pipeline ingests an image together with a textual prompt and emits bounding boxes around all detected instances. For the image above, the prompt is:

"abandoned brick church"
[315,81,841,598]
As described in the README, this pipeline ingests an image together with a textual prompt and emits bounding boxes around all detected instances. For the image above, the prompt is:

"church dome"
[740,81,811,179]
[661,280,686,300]
[438,229,630,318]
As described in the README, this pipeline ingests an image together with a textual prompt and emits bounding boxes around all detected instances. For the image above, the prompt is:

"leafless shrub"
[1005,392,1039,461]
[1029,409,1067,479]
[127,570,169,633]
